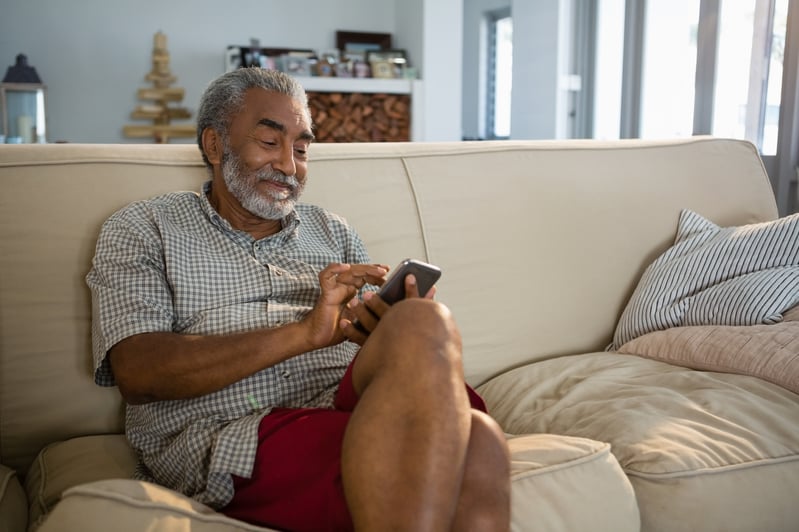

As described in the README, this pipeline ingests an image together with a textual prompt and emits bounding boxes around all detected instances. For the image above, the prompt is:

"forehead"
[234,88,312,133]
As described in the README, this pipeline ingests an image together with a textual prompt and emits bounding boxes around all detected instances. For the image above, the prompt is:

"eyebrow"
[257,118,315,142]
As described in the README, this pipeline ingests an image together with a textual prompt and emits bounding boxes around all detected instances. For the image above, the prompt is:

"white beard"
[221,149,304,220]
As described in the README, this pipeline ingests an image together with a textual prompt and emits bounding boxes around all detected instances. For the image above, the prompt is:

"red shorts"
[221,359,486,532]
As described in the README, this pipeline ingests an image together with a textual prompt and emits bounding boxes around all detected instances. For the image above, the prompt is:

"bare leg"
[341,298,510,531]
[452,410,511,532]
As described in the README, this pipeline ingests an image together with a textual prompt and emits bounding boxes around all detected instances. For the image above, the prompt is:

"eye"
[294,143,310,158]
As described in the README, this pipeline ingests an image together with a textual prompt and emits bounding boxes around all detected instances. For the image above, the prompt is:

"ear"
[201,127,223,165]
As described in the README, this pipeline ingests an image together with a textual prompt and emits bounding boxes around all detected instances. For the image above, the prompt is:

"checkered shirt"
[86,180,369,509]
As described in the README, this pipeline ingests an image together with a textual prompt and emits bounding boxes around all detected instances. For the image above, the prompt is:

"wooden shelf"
[295,76,414,95]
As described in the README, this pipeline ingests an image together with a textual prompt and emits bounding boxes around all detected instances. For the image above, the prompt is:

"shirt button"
[274,269,283,276]
[282,370,291,379]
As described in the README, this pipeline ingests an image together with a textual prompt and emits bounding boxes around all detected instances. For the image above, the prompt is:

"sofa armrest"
[0,464,28,532]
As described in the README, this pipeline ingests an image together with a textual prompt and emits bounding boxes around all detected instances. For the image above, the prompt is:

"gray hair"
[196,68,311,167]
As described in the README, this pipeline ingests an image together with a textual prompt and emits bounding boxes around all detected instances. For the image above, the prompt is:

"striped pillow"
[609,209,799,351]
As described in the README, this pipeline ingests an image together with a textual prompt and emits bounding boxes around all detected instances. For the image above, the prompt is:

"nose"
[272,143,296,177]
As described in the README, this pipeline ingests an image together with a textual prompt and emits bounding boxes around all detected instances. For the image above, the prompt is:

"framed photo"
[225,46,242,72]
[278,55,312,77]
[343,50,367,64]
[370,60,395,79]
[335,60,354,78]
[367,50,407,79]
[318,49,340,64]
[336,31,392,53]
[366,49,407,64]
[226,46,315,72]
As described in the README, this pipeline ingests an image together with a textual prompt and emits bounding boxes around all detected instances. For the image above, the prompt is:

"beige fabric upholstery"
[34,434,640,532]
[24,435,137,528]
[0,138,789,532]
[479,352,799,531]
[35,479,278,532]
[507,435,639,531]
[0,465,27,532]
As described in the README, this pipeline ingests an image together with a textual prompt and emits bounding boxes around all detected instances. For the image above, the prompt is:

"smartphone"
[350,259,442,334]
[377,258,442,304]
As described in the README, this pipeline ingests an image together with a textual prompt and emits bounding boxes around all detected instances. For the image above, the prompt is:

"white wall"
[0,0,471,144]
[510,0,564,139]
[418,0,464,141]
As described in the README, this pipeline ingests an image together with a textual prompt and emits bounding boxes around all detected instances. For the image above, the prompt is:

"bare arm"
[109,262,388,404]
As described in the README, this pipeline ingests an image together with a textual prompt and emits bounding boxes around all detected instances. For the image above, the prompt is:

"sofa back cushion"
[307,138,778,385]
[0,137,777,476]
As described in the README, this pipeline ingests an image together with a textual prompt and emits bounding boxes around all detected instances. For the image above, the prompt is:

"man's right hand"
[302,263,389,349]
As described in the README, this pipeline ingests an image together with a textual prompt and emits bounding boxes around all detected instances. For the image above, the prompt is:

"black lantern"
[1,54,47,143]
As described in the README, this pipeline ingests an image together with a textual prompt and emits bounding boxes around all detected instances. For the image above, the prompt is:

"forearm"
[109,321,315,405]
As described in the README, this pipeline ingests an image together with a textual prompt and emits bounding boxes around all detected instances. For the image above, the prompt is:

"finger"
[320,263,351,287]
[344,264,389,287]
[364,290,391,317]
[403,273,421,298]
[424,285,437,300]
[352,294,380,330]
[340,318,367,346]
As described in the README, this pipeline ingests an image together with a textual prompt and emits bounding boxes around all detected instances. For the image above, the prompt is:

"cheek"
[295,163,308,184]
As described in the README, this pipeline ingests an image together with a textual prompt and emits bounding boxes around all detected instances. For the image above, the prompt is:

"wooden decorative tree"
[123,32,195,143]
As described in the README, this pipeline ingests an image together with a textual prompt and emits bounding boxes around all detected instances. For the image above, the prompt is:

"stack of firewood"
[308,92,410,142]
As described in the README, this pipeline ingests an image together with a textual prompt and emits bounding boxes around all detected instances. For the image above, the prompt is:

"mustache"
[255,168,299,189]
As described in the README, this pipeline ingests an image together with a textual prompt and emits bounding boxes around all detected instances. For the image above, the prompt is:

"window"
[639,0,701,139]
[487,11,512,139]
[711,0,789,155]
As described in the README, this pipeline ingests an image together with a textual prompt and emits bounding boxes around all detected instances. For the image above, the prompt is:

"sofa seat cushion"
[478,352,799,532]
[507,433,639,531]
[24,434,137,529]
[25,429,639,532]
[35,479,278,532]
[26,432,640,532]
[0,463,27,532]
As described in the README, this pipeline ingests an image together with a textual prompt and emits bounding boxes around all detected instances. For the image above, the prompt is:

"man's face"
[220,141,304,220]
[219,90,314,220]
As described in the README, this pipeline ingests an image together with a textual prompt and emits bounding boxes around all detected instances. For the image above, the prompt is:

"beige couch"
[0,137,797,532]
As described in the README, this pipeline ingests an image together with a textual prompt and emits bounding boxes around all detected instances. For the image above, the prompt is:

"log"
[307,91,411,142]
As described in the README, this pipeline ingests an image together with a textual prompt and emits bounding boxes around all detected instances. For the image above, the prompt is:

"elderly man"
[87,67,510,531]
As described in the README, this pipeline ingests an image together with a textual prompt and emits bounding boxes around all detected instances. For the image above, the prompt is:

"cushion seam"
[33,445,50,517]
[511,443,612,480]
[0,466,16,501]
[624,453,799,479]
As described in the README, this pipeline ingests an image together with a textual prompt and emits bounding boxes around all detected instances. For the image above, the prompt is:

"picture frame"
[226,46,315,72]
[365,49,407,64]
[278,55,312,77]
[318,49,340,64]
[367,49,407,79]
[225,46,242,72]
[334,60,354,78]
[336,31,392,53]
[370,60,395,79]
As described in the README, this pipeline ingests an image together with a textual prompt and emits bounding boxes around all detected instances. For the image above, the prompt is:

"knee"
[369,298,464,379]
[470,411,511,476]
[380,298,461,351]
